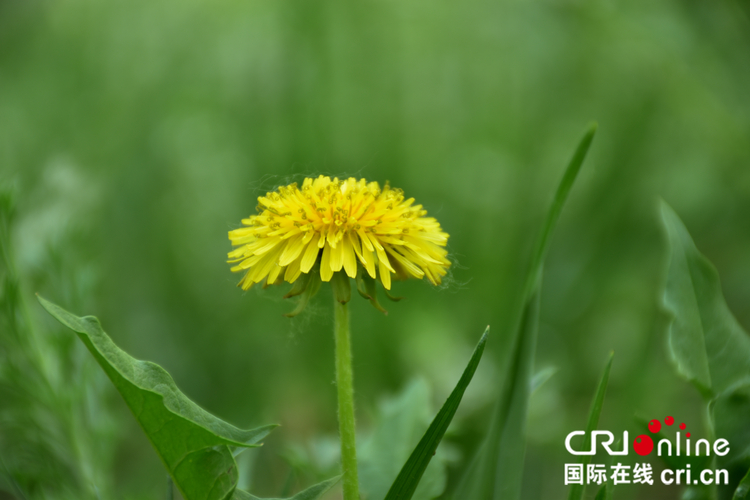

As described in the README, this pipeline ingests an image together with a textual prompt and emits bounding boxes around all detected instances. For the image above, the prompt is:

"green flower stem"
[334,298,360,500]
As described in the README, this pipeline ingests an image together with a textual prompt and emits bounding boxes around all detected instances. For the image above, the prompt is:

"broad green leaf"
[660,201,750,397]
[383,328,488,500]
[231,475,341,500]
[37,296,277,500]
[712,385,750,500]
[358,379,447,500]
[455,123,597,500]
[567,352,613,500]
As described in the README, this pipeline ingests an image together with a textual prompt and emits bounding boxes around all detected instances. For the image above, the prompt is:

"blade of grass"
[593,438,620,500]
[567,352,614,500]
[455,123,597,500]
[382,328,489,500]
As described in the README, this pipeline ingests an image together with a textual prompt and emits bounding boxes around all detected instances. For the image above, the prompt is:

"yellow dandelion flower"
[227,176,450,292]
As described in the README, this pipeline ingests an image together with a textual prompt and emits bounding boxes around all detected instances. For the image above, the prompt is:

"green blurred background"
[2,0,750,498]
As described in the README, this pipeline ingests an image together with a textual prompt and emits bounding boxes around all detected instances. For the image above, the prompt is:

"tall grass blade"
[383,328,488,500]
[567,352,614,500]
[455,123,597,500]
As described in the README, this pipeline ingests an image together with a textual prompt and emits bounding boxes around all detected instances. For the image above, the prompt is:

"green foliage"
[660,203,750,499]
[567,352,614,500]
[660,201,750,399]
[358,379,447,500]
[0,188,116,499]
[38,296,277,500]
[383,328,487,500]
[455,124,596,500]
[733,467,750,500]
[232,475,340,500]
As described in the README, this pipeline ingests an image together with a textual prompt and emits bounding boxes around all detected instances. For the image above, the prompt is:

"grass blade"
[524,123,597,297]
[383,328,488,500]
[567,352,614,500]
[455,123,597,500]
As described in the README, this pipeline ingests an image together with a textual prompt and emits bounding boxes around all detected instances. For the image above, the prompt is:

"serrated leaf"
[455,123,596,500]
[231,475,341,500]
[358,379,447,500]
[660,201,750,398]
[37,296,276,500]
[567,352,613,500]
[383,328,488,500]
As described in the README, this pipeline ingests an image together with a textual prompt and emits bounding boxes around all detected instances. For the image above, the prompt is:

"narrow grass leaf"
[567,352,614,500]
[593,438,620,500]
[523,123,597,297]
[37,296,277,500]
[232,475,341,500]
[383,328,488,500]
[660,201,750,398]
[455,123,597,500]
[358,379,447,500]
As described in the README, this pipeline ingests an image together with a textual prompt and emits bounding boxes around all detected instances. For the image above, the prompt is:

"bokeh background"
[2,0,750,498]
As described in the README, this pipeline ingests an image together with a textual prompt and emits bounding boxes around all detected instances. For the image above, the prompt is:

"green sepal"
[362,271,388,314]
[355,269,371,300]
[284,267,322,318]
[284,271,312,299]
[330,272,351,304]
[383,288,404,302]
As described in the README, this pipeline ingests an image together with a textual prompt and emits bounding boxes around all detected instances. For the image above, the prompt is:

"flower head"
[228,176,450,292]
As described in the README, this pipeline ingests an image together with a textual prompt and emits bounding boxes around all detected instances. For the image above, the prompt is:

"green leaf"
[383,328,488,500]
[732,465,750,500]
[567,352,614,500]
[660,201,750,397]
[455,123,596,500]
[37,296,277,500]
[231,475,341,500]
[358,379,447,500]
[711,385,750,499]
